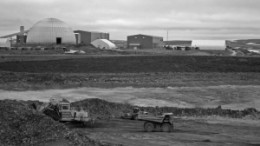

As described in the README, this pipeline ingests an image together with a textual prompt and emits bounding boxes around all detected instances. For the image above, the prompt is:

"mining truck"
[34,98,94,126]
[137,113,174,132]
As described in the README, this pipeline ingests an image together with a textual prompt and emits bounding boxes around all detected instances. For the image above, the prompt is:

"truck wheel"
[161,123,172,132]
[144,122,154,132]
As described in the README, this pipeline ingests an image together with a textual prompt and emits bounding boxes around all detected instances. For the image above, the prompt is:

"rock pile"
[143,106,260,119]
[72,99,260,120]
[72,98,134,119]
[0,100,119,146]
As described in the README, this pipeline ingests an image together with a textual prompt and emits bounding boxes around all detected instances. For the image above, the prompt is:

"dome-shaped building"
[26,18,76,45]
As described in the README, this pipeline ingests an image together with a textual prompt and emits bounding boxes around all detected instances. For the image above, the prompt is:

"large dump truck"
[137,113,174,132]
[34,98,94,125]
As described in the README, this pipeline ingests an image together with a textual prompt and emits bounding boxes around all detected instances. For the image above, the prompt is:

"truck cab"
[58,101,74,122]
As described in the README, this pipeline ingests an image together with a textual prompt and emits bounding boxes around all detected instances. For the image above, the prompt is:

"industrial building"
[0,26,28,46]
[27,18,76,45]
[0,18,110,48]
[16,26,27,45]
[0,18,76,46]
[127,34,164,49]
[74,30,109,45]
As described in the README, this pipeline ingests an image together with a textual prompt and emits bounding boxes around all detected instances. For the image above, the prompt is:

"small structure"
[0,38,11,48]
[74,30,109,45]
[16,26,27,45]
[0,26,28,47]
[91,39,117,50]
[127,34,164,49]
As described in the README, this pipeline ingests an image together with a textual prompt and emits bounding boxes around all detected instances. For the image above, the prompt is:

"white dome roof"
[91,39,117,50]
[27,18,76,44]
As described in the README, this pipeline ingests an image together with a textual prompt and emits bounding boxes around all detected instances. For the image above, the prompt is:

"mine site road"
[68,118,260,146]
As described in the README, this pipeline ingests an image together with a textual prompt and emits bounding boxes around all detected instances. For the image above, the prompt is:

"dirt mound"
[0,100,120,146]
[143,106,260,119]
[72,98,134,119]
[72,99,260,120]
[0,98,258,145]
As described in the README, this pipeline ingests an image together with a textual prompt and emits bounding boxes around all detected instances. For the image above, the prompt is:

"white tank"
[91,39,117,49]
[27,18,76,45]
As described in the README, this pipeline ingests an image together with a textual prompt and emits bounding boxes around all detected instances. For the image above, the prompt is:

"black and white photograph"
[0,0,260,145]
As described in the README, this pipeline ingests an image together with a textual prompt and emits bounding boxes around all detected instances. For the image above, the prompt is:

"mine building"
[0,18,111,49]
[16,26,27,45]
[26,18,76,45]
[0,26,28,47]
[74,30,109,45]
[127,34,164,49]
[0,38,11,48]
[0,18,76,47]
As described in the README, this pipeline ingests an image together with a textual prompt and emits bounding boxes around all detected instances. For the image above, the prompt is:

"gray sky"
[0,0,260,40]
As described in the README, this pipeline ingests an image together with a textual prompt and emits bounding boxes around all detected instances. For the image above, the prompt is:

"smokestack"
[20,26,24,33]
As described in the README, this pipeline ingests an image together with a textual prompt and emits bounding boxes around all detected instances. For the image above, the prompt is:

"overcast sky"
[0,0,260,40]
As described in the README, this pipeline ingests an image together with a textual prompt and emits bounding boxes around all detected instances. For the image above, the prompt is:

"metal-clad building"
[74,30,109,45]
[27,18,76,45]
[127,34,164,49]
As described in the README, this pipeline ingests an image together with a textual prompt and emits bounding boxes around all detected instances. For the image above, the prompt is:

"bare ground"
[69,118,260,146]
[1,87,260,146]
[1,55,260,145]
